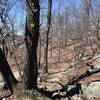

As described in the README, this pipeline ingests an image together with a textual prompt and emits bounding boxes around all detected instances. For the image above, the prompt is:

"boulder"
[94,64,100,69]
[81,81,100,100]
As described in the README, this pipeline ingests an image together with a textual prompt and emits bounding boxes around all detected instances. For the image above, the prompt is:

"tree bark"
[23,0,40,90]
[0,47,18,93]
[44,0,52,73]
[64,8,68,47]
[38,36,41,68]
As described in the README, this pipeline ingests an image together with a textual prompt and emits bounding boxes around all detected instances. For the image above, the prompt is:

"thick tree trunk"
[23,0,40,89]
[0,47,18,93]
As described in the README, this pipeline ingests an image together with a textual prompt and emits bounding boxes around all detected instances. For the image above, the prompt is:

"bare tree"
[0,47,18,97]
[0,0,18,94]
[43,0,52,73]
[64,8,69,46]
[22,0,40,89]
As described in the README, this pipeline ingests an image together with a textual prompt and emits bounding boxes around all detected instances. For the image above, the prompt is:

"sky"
[8,0,26,35]
[8,0,100,35]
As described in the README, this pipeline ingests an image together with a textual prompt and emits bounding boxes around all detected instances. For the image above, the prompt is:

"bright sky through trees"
[9,0,81,35]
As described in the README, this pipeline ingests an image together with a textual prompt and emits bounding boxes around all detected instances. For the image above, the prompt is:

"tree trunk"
[23,0,40,90]
[0,47,18,93]
[50,32,53,58]
[58,0,61,62]
[44,0,52,73]
[64,8,68,47]
[38,36,41,68]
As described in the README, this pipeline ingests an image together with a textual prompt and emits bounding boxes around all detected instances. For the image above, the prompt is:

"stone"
[93,54,100,61]
[81,81,100,100]
[60,98,69,100]
[52,92,59,97]
[72,94,78,100]
[0,82,5,88]
[94,64,100,69]
[81,83,89,92]
[13,71,23,81]
[2,98,6,100]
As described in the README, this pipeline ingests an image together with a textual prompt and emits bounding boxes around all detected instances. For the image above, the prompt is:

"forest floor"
[0,40,100,100]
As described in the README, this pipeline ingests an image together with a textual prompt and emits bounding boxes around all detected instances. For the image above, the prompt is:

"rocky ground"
[0,42,100,100]
[0,56,100,100]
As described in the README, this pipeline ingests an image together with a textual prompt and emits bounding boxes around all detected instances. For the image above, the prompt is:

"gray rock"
[72,94,78,100]
[0,82,5,88]
[81,82,100,100]
[81,83,89,92]
[93,54,100,61]
[94,64,100,69]
[13,71,23,81]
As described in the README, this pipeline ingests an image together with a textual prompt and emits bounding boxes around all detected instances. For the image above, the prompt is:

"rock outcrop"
[81,81,100,100]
